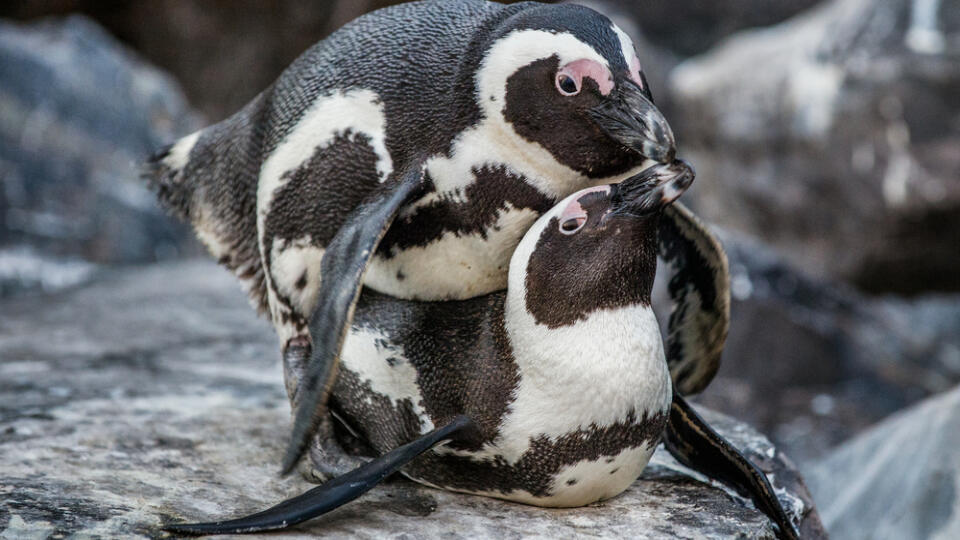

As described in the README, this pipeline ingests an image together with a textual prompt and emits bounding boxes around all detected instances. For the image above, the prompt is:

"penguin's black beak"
[609,158,694,216]
[590,80,676,164]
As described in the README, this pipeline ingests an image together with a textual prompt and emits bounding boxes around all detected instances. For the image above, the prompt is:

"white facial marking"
[612,24,639,72]
[612,24,646,88]
[479,29,609,111]
[339,327,434,431]
[163,131,200,172]
[472,30,612,198]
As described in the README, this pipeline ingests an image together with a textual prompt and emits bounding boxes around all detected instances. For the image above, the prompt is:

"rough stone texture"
[658,230,960,465]
[805,385,960,540]
[0,15,200,291]
[0,260,820,538]
[669,0,960,294]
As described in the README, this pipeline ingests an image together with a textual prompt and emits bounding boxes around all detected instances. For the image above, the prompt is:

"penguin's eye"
[559,216,586,235]
[556,74,580,96]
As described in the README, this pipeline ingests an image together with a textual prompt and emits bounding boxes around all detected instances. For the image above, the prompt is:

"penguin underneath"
[165,161,799,539]
[142,0,730,475]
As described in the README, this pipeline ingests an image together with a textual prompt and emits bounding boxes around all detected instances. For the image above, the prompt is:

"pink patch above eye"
[629,56,644,89]
[559,185,611,228]
[557,59,614,96]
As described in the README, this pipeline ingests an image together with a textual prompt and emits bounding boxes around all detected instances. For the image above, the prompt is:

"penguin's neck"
[501,263,673,437]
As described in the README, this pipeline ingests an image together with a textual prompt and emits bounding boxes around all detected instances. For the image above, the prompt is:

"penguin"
[143,0,729,480]
[164,161,798,539]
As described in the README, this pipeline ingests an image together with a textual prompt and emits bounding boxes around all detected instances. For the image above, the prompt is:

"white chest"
[496,303,673,461]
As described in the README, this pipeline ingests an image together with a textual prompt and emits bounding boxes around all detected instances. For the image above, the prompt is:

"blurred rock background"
[0,0,957,538]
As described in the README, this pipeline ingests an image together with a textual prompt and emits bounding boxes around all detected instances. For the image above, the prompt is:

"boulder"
[0,15,199,295]
[668,230,960,465]
[805,385,960,540]
[0,260,821,538]
[669,0,960,294]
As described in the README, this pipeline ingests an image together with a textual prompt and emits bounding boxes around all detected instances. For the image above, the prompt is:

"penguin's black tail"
[143,133,201,221]
[141,108,269,314]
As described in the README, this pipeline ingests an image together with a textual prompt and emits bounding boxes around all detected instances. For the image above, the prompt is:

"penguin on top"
[144,0,729,490]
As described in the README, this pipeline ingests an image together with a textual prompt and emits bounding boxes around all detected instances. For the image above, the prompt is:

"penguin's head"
[477,4,675,184]
[510,159,694,328]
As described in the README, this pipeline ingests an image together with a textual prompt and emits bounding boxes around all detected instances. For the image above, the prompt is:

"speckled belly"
[403,415,668,508]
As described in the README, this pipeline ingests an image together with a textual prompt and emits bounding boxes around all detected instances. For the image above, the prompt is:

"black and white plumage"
[145,0,728,496]
[165,163,797,539]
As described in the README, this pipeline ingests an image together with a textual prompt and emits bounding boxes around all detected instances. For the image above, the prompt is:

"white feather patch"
[365,205,540,300]
[340,327,434,431]
[163,131,200,172]
[269,236,325,315]
[191,200,230,260]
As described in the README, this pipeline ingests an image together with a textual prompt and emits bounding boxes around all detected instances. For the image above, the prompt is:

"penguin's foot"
[305,416,370,483]
[282,337,369,482]
[281,337,311,406]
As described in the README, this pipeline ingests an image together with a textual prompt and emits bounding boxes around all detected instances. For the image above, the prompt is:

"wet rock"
[805,385,960,540]
[678,231,960,465]
[0,15,200,285]
[669,0,960,294]
[0,260,821,539]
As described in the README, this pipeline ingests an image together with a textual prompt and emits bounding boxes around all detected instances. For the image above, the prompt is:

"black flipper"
[658,202,730,395]
[282,163,427,475]
[165,415,476,535]
[665,393,799,540]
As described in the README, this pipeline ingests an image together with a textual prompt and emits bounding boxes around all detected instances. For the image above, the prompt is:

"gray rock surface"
[0,260,821,538]
[805,385,960,540]
[669,0,960,294]
[0,15,200,290]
